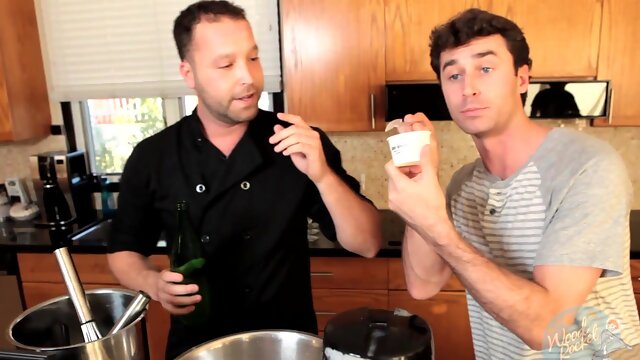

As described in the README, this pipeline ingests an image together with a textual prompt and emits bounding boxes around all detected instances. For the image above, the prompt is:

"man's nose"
[236,61,254,85]
[462,76,480,97]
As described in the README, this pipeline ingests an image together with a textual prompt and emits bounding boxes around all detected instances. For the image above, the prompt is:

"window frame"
[69,92,284,176]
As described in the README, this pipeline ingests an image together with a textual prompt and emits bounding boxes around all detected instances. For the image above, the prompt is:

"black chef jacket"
[108,109,366,359]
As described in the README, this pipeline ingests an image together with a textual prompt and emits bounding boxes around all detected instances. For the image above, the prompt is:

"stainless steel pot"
[7,288,147,360]
[175,330,323,360]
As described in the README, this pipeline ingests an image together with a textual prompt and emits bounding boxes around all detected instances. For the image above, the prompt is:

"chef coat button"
[201,235,211,244]
[196,138,203,143]
[240,181,250,190]
[242,232,252,240]
[196,184,206,193]
[489,208,497,215]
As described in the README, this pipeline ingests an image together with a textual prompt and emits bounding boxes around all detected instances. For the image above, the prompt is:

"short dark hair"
[429,8,532,79]
[173,0,247,60]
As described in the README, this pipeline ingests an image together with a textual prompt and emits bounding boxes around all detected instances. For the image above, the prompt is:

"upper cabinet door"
[594,0,640,126]
[385,0,602,81]
[385,0,476,82]
[0,0,51,142]
[489,0,602,79]
[281,0,385,131]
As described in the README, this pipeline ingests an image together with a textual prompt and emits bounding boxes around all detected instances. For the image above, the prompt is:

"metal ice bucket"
[7,288,147,360]
[175,330,323,360]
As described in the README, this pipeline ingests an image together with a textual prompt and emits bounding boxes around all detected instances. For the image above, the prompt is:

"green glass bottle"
[171,200,210,325]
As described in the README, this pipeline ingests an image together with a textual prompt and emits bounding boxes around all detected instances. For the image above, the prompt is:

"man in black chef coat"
[106,1,382,358]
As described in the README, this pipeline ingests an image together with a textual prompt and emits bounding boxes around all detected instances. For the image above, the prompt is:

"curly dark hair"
[429,8,532,80]
[173,1,247,60]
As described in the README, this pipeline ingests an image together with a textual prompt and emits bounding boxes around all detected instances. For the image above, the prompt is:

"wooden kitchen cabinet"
[389,291,474,360]
[593,0,640,126]
[385,0,602,81]
[0,0,51,141]
[310,257,389,337]
[17,253,169,360]
[387,258,474,360]
[280,0,386,131]
[313,289,388,336]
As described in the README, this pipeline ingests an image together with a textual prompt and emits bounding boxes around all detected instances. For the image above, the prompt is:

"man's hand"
[152,269,202,315]
[269,113,331,184]
[385,113,448,235]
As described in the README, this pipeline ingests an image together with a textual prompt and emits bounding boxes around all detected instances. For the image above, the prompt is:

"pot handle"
[107,291,150,336]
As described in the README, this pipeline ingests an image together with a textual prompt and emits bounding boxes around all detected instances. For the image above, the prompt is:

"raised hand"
[385,112,447,234]
[269,112,331,184]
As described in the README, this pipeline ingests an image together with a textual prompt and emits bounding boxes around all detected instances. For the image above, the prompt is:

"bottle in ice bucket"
[171,200,210,325]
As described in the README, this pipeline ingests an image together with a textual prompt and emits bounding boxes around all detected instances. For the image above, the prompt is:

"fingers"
[272,132,316,154]
[163,303,197,315]
[385,160,410,186]
[160,269,184,283]
[269,121,320,157]
[157,270,203,315]
[402,112,434,132]
[276,112,309,127]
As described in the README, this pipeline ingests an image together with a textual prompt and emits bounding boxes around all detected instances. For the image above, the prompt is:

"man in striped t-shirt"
[385,8,640,359]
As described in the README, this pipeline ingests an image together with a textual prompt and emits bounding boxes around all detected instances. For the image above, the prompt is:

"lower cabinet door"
[389,290,474,360]
[312,289,388,337]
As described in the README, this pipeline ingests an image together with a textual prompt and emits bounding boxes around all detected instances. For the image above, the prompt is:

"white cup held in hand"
[386,130,431,167]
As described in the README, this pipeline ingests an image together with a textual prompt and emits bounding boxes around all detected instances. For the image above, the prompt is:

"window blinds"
[37,0,281,101]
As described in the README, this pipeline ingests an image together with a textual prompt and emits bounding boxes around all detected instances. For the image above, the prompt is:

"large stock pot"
[176,330,323,360]
[7,288,147,360]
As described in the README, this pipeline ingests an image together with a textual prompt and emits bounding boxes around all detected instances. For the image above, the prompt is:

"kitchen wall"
[328,120,640,210]
[1,116,639,209]
[0,104,66,194]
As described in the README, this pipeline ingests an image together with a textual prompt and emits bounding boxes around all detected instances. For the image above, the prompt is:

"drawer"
[18,253,169,284]
[388,258,464,291]
[312,289,388,331]
[630,260,640,293]
[310,257,387,289]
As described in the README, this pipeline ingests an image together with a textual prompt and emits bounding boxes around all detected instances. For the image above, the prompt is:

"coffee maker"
[29,151,96,228]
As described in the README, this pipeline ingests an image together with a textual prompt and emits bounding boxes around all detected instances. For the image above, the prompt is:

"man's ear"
[517,64,530,94]
[179,60,195,89]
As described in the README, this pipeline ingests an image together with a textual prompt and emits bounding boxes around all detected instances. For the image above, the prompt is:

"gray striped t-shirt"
[447,128,640,359]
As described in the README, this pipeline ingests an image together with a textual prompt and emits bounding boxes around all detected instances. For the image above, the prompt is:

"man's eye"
[250,56,260,62]
[449,74,461,81]
[481,67,493,73]
[218,64,232,69]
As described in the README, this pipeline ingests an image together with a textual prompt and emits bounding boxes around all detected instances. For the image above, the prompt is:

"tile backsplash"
[0,104,66,195]
[328,120,640,210]
[1,119,639,210]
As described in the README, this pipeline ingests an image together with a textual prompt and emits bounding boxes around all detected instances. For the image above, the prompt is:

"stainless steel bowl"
[175,330,323,360]
[7,288,147,360]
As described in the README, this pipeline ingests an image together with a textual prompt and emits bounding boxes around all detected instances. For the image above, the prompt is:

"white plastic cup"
[386,130,431,167]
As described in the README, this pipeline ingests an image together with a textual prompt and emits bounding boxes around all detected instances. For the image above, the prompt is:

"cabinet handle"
[370,93,375,129]
[315,311,337,316]
[607,87,614,125]
[311,272,334,277]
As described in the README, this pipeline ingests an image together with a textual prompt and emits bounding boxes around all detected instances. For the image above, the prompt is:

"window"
[39,0,283,175]
[76,92,280,174]
[82,98,167,174]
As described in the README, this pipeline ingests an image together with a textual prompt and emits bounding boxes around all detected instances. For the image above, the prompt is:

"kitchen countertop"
[1,210,639,259]
[0,210,406,257]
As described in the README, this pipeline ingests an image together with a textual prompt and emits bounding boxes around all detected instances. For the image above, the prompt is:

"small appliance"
[29,151,96,228]
[3,178,40,222]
